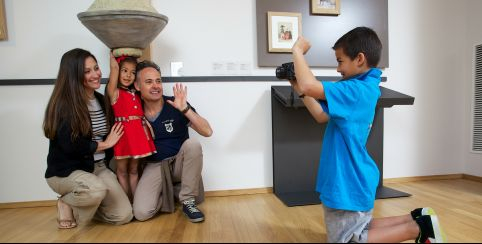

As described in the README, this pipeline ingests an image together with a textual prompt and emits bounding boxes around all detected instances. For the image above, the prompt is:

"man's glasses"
[136,60,161,73]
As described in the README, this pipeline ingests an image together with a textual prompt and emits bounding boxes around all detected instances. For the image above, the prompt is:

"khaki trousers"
[133,138,205,221]
[46,162,133,225]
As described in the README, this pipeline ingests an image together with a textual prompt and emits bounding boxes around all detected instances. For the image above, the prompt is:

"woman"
[43,48,133,229]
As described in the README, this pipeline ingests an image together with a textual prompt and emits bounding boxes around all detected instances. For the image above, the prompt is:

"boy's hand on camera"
[292,36,311,55]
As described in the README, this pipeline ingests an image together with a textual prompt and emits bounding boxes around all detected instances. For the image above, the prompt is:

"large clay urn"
[77,0,168,57]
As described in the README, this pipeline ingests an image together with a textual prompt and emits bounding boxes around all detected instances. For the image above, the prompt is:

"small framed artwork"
[267,11,302,53]
[0,0,7,40]
[311,0,340,15]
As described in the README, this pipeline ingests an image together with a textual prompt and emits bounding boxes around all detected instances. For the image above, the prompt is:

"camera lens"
[275,66,286,79]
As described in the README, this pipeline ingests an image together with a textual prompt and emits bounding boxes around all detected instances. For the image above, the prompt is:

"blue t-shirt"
[316,68,382,211]
[146,96,195,161]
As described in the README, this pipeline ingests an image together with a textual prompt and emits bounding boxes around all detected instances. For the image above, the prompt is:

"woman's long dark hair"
[43,48,108,140]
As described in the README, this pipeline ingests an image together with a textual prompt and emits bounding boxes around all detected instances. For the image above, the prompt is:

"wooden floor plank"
[0,179,481,242]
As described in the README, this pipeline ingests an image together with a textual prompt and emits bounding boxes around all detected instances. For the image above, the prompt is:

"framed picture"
[267,11,302,53]
[311,0,340,15]
[0,0,7,40]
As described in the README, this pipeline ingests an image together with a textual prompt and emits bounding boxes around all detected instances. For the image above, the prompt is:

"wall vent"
[473,44,482,152]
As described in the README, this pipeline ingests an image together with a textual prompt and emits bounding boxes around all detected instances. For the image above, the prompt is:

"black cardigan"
[45,92,113,178]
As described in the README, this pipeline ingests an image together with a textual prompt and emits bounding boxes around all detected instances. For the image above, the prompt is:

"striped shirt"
[87,98,108,161]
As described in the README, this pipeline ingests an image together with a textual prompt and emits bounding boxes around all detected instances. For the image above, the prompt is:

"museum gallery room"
[0,0,481,243]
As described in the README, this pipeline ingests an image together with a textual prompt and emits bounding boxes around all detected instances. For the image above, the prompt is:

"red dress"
[112,89,156,159]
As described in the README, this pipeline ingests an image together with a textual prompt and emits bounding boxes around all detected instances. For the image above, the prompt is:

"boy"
[288,27,446,243]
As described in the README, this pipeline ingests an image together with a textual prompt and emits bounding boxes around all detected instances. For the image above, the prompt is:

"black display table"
[271,86,415,207]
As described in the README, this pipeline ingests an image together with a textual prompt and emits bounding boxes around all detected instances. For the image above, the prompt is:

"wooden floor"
[0,179,481,242]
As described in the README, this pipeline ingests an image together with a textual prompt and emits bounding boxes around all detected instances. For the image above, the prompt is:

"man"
[132,60,213,223]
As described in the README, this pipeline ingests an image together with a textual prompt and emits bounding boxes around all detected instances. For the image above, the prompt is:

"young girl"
[107,53,156,201]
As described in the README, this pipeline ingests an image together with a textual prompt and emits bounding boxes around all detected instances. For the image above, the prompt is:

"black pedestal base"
[275,187,411,207]
[376,186,411,199]
[275,192,321,207]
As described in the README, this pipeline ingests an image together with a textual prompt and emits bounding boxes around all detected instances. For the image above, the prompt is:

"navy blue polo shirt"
[146,96,195,161]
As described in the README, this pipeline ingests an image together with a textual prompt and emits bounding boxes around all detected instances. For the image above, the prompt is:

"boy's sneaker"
[415,215,447,243]
[411,207,436,220]
[182,198,204,223]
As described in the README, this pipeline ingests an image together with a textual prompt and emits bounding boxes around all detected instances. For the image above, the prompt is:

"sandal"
[57,199,77,229]
[57,218,77,229]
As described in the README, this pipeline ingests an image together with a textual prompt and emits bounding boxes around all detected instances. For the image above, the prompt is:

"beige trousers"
[133,138,205,221]
[46,162,133,225]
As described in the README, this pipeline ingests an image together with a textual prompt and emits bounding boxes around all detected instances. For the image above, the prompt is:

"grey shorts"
[323,205,373,243]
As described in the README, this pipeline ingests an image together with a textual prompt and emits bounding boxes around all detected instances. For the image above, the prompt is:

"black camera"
[275,62,296,80]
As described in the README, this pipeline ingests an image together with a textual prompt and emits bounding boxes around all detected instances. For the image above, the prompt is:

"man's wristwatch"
[181,104,191,114]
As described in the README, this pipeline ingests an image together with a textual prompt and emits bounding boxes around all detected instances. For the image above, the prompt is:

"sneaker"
[182,198,204,223]
[411,207,436,220]
[415,215,447,243]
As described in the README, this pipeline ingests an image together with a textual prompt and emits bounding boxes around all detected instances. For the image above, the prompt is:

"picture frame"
[267,11,302,53]
[0,0,7,40]
[311,0,340,16]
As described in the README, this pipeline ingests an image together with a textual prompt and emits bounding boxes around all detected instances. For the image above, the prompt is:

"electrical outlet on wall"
[170,62,183,76]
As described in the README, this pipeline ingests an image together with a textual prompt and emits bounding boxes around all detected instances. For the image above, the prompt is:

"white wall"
[382,0,467,178]
[463,0,482,176]
[0,0,477,203]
